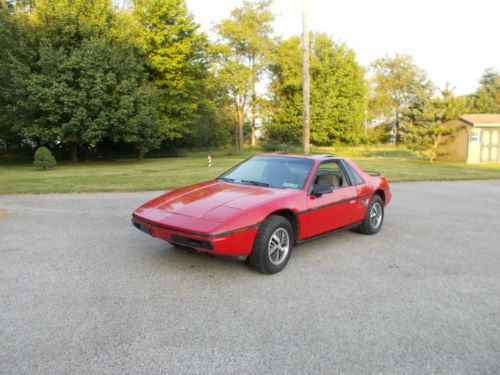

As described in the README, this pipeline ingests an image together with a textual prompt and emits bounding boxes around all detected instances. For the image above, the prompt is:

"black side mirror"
[312,182,333,197]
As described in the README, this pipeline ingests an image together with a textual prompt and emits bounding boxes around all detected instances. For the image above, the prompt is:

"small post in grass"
[208,155,212,168]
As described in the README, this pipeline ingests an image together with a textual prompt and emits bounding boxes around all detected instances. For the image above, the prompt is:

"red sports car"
[132,154,391,274]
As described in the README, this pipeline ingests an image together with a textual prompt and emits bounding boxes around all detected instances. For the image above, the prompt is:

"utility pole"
[301,1,310,154]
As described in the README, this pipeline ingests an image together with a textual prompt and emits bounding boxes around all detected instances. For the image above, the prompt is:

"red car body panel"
[132,155,391,256]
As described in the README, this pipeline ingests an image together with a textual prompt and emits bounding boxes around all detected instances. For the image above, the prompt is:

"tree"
[17,0,120,160]
[182,69,235,148]
[214,0,274,151]
[469,68,500,113]
[0,0,34,147]
[114,82,167,161]
[11,0,164,161]
[369,54,434,145]
[0,0,16,146]
[266,33,367,146]
[401,85,467,162]
[33,146,56,170]
[133,0,211,147]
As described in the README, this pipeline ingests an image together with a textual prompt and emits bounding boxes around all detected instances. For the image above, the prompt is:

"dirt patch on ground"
[0,208,16,218]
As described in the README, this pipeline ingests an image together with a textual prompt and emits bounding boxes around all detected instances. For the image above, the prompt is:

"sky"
[186,0,500,95]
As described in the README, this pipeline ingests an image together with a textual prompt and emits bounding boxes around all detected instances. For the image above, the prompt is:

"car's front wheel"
[248,215,294,274]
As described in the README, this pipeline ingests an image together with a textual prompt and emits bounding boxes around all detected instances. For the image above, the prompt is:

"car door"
[302,160,358,238]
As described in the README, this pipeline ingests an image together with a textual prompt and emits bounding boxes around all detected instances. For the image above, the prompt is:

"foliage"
[469,68,500,113]
[369,54,434,145]
[1,0,497,163]
[3,0,168,161]
[266,33,367,146]
[401,85,467,162]
[115,82,167,161]
[133,0,211,147]
[214,0,274,151]
[366,123,392,144]
[33,145,56,170]
[0,0,34,147]
[186,71,235,148]
[260,140,300,153]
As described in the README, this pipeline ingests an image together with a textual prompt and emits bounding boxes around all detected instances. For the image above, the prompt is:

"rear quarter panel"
[345,159,391,222]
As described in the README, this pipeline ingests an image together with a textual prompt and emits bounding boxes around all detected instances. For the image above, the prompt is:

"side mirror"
[312,182,333,197]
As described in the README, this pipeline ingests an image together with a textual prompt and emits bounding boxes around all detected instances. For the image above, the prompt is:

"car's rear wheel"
[357,195,384,235]
[248,215,294,274]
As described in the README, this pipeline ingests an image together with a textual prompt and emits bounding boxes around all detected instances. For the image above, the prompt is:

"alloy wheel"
[268,227,290,265]
[370,202,383,229]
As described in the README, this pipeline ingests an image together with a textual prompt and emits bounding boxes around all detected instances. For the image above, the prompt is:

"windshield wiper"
[217,177,235,182]
[241,180,269,187]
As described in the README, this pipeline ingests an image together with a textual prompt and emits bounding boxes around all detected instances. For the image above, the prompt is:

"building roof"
[460,114,500,126]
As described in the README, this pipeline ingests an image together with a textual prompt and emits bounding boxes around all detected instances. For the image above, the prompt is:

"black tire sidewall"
[249,215,294,274]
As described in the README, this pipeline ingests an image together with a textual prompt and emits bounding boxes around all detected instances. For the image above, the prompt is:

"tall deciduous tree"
[214,0,274,151]
[10,0,164,161]
[469,68,500,113]
[369,54,434,145]
[0,0,17,145]
[266,33,367,146]
[0,0,34,146]
[133,0,210,146]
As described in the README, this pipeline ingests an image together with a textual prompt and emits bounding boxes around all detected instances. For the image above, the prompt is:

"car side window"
[341,161,365,185]
[314,161,350,189]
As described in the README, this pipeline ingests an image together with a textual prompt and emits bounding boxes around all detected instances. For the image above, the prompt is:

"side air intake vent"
[171,234,214,251]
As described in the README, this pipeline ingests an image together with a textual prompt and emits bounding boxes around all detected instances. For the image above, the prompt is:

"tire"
[248,215,294,274]
[357,195,384,235]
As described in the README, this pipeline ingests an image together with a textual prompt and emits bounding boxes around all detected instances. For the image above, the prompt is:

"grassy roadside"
[1,146,500,194]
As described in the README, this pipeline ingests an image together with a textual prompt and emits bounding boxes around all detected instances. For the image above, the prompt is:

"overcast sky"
[186,0,499,95]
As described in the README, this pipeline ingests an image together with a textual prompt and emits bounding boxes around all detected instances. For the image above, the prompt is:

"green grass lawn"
[1,146,500,194]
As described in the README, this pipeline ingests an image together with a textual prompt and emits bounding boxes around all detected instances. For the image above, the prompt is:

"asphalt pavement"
[1,180,499,374]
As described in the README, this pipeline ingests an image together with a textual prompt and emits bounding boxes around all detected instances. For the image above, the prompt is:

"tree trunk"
[250,124,256,147]
[236,108,244,152]
[430,124,444,164]
[234,118,239,152]
[250,93,256,147]
[70,143,78,163]
[250,57,257,147]
[136,148,145,162]
[394,115,400,147]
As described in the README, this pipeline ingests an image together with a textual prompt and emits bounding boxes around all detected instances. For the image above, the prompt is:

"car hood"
[134,180,296,225]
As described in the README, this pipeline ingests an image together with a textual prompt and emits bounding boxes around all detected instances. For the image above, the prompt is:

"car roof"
[259,153,341,161]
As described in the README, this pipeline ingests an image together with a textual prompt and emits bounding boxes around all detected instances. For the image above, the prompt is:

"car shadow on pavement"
[150,243,255,274]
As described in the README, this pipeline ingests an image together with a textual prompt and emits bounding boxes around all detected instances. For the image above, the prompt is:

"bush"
[366,123,393,144]
[33,146,57,170]
[260,140,301,153]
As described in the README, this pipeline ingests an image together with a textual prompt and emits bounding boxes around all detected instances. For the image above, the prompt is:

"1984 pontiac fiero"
[132,154,391,274]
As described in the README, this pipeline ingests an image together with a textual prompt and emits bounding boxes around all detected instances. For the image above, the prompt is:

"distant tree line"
[367,55,499,159]
[0,0,499,161]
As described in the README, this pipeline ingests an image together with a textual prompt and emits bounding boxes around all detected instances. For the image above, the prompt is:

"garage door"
[480,128,500,162]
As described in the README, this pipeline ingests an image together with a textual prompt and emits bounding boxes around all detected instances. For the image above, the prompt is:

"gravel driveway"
[1,181,499,374]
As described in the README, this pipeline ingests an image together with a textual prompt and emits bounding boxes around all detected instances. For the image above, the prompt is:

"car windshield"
[217,156,314,190]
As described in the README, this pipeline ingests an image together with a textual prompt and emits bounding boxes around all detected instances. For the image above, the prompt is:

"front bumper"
[131,215,258,257]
